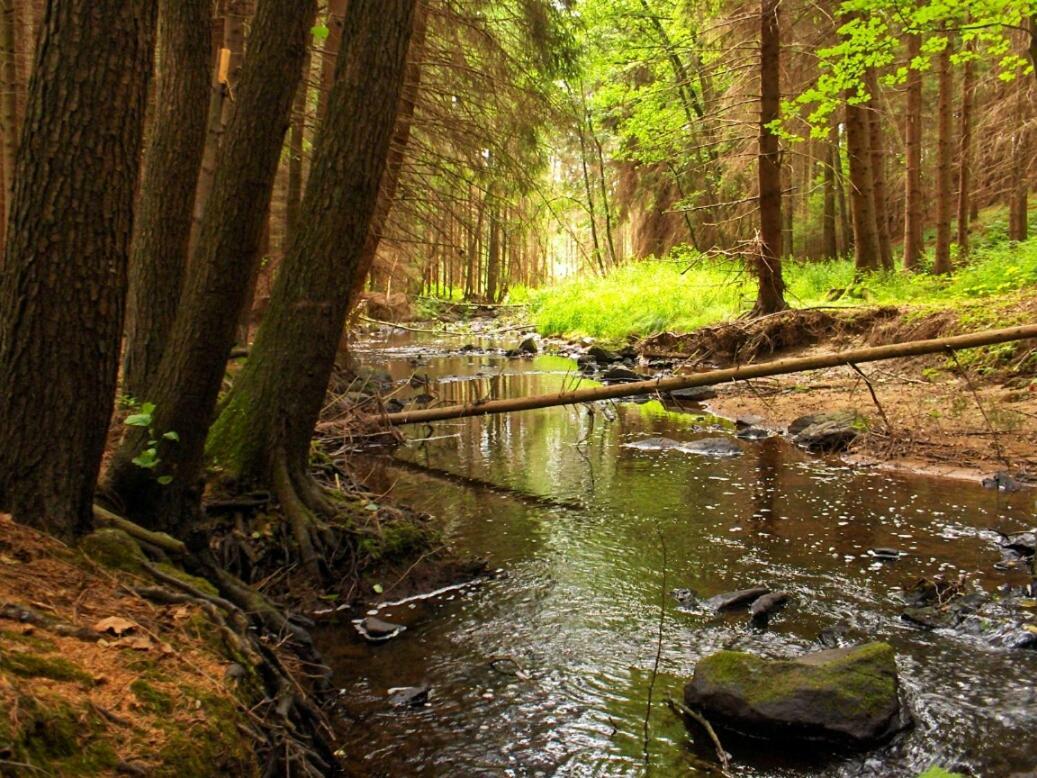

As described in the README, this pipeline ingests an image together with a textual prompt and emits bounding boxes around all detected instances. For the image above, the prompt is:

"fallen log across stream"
[373,322,1037,426]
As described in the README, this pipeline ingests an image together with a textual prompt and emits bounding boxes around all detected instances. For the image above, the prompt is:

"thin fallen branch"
[665,697,733,777]
[375,323,1037,426]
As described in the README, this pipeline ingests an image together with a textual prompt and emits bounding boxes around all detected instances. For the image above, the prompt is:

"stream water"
[318,331,1037,777]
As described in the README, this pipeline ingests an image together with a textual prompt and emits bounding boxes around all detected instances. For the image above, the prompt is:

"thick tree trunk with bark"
[206,0,415,571]
[903,27,923,270]
[1009,76,1030,242]
[0,0,28,231]
[316,0,347,122]
[123,0,212,399]
[845,96,880,273]
[106,0,316,531]
[0,0,156,540]
[933,40,953,275]
[751,0,785,317]
[285,46,311,242]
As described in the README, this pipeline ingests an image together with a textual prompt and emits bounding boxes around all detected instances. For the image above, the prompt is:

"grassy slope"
[518,206,1037,342]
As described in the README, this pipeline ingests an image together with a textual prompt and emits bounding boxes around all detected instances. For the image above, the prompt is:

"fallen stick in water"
[372,323,1037,425]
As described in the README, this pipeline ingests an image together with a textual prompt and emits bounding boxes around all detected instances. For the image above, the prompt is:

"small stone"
[678,437,742,457]
[869,548,901,560]
[387,685,429,707]
[587,345,620,364]
[360,616,404,639]
[667,386,717,403]
[602,365,648,383]
[518,336,538,354]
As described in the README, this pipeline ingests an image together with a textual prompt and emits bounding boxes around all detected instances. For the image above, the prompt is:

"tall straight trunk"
[316,0,347,123]
[0,0,156,540]
[105,0,317,530]
[845,98,880,272]
[956,51,975,255]
[834,127,852,255]
[344,0,428,310]
[206,0,415,518]
[903,26,923,270]
[822,128,838,258]
[486,198,500,302]
[123,0,213,399]
[1009,76,1029,241]
[191,0,249,253]
[0,0,28,229]
[752,0,786,316]
[285,46,311,241]
[864,69,893,270]
[933,40,953,275]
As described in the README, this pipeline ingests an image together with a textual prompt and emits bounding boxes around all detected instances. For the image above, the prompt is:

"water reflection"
[320,333,1037,777]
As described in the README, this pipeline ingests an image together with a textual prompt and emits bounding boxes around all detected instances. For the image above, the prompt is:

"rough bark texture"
[1009,76,1030,242]
[863,69,892,270]
[0,0,28,230]
[207,0,416,487]
[903,27,923,270]
[285,47,311,242]
[933,41,953,275]
[316,0,348,122]
[956,52,974,255]
[845,97,879,273]
[822,127,838,259]
[106,0,317,531]
[0,0,156,540]
[123,0,213,399]
[751,0,785,316]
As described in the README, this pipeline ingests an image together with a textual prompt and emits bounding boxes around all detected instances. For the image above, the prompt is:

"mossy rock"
[683,642,910,746]
[79,528,148,573]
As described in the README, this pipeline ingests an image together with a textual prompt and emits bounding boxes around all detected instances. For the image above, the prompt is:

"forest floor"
[635,296,1037,482]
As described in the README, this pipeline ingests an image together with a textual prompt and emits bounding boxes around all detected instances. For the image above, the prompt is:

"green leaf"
[140,402,156,415]
[162,430,180,442]
[124,414,152,427]
[372,583,384,594]
[132,448,159,469]
[365,502,380,512]
[157,475,173,485]
[311,23,329,41]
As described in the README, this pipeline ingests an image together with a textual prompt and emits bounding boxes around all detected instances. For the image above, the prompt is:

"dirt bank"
[639,300,1037,482]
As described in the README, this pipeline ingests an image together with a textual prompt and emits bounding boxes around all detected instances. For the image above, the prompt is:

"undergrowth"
[518,231,1037,341]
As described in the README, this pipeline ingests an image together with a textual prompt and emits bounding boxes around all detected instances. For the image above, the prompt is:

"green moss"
[916,768,966,778]
[154,689,257,777]
[154,562,220,597]
[79,528,147,573]
[696,642,897,720]
[0,629,57,652]
[0,650,94,686]
[130,679,174,715]
[0,696,117,775]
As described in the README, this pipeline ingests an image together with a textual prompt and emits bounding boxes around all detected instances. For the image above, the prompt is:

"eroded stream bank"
[318,331,1037,777]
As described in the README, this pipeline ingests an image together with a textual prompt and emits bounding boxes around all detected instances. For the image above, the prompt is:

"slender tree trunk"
[933,39,953,275]
[286,46,311,241]
[105,0,317,531]
[191,0,249,253]
[316,0,347,123]
[486,197,500,302]
[123,0,213,399]
[0,0,156,540]
[1009,76,1030,241]
[845,97,880,272]
[903,26,923,270]
[752,0,786,316]
[834,127,852,256]
[956,51,975,255]
[822,128,838,258]
[206,1,415,564]
[864,69,893,270]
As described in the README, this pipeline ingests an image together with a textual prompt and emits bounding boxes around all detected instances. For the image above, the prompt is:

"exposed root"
[273,449,325,580]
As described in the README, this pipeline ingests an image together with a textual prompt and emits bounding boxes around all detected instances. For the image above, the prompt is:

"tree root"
[273,450,326,580]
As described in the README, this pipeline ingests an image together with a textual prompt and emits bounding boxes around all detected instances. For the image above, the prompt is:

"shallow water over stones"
[318,331,1037,777]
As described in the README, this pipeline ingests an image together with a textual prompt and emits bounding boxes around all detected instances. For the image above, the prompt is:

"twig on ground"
[665,697,733,776]
[847,362,893,433]
[946,349,1010,467]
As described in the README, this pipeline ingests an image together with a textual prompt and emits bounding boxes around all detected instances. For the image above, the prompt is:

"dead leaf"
[114,635,154,651]
[171,606,191,621]
[92,616,139,636]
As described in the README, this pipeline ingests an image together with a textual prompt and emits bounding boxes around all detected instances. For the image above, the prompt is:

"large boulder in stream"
[788,410,867,452]
[684,642,909,746]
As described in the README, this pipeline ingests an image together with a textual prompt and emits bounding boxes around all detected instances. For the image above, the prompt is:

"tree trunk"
[822,127,838,258]
[285,46,311,241]
[903,25,923,270]
[0,0,156,540]
[105,0,317,531]
[933,39,953,275]
[0,0,28,230]
[191,0,250,254]
[834,126,852,255]
[845,97,880,272]
[752,0,785,316]
[864,69,893,270]
[956,51,975,255]
[1009,76,1030,242]
[205,0,415,565]
[123,0,213,399]
[486,197,501,303]
[316,0,347,122]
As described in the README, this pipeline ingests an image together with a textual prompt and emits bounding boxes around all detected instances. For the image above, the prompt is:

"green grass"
[519,235,1037,341]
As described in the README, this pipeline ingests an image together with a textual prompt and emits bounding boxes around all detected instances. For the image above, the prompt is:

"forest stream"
[317,331,1037,777]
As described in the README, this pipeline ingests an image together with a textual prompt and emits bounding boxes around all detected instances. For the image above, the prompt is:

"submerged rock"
[736,426,773,441]
[705,586,770,611]
[683,643,909,746]
[587,345,621,364]
[358,616,405,641]
[602,365,648,383]
[623,437,682,451]
[750,591,790,622]
[998,531,1036,561]
[666,386,717,403]
[387,685,430,707]
[677,437,742,457]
